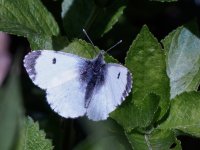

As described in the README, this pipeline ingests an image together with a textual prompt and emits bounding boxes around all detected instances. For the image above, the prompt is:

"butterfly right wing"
[86,63,132,121]
[24,50,87,118]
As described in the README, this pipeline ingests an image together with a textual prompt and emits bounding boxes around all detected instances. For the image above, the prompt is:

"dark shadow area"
[60,0,95,38]
[178,135,200,150]
[97,0,200,62]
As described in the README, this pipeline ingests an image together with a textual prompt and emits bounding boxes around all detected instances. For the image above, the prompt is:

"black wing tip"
[23,50,42,81]
[121,71,133,101]
[23,50,42,65]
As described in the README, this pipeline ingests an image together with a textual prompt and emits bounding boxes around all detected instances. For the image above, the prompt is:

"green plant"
[1,0,200,149]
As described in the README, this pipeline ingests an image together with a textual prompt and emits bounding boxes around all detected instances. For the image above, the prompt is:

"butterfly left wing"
[46,78,87,118]
[24,50,87,89]
[24,50,87,118]
[86,63,132,121]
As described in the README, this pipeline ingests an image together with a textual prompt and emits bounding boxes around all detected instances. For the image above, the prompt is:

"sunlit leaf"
[162,22,200,99]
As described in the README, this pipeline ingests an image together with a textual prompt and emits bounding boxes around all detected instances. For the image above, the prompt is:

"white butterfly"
[24,49,132,121]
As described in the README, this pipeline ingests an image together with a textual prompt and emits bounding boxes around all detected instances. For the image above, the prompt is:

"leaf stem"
[145,134,152,150]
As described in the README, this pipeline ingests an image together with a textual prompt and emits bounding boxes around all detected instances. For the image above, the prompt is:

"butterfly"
[23,47,132,121]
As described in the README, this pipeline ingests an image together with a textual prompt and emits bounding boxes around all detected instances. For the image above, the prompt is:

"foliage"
[16,117,53,150]
[0,68,23,150]
[0,0,199,149]
[162,23,200,99]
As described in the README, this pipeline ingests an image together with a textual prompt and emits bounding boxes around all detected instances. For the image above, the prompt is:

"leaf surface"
[126,130,178,150]
[162,23,200,99]
[0,0,59,37]
[159,92,200,137]
[112,25,170,131]
[111,93,160,131]
[17,117,53,150]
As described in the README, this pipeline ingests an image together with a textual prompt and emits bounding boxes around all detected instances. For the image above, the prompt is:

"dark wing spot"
[117,72,121,79]
[52,58,56,64]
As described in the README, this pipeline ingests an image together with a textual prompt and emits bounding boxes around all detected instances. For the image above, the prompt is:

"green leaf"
[62,39,118,62]
[112,25,170,130]
[0,72,23,150]
[162,22,200,99]
[127,25,170,120]
[126,130,177,150]
[29,37,117,62]
[159,91,200,137]
[17,117,53,150]
[61,0,125,39]
[0,0,59,37]
[62,39,99,58]
[28,35,55,50]
[28,35,69,50]
[111,93,160,131]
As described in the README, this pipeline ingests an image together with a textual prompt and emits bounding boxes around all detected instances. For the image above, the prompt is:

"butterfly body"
[24,50,132,121]
[79,51,107,108]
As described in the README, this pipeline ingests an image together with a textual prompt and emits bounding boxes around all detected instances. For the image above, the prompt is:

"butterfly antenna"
[83,29,94,46]
[106,40,122,52]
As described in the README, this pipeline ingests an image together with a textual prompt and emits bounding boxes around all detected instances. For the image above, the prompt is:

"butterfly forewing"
[24,50,86,89]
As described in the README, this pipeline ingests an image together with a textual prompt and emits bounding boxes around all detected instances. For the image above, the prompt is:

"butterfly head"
[100,50,105,56]
[96,50,105,61]
[92,50,106,67]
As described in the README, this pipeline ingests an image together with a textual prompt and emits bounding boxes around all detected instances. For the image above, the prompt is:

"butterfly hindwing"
[46,79,87,118]
[86,63,132,121]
